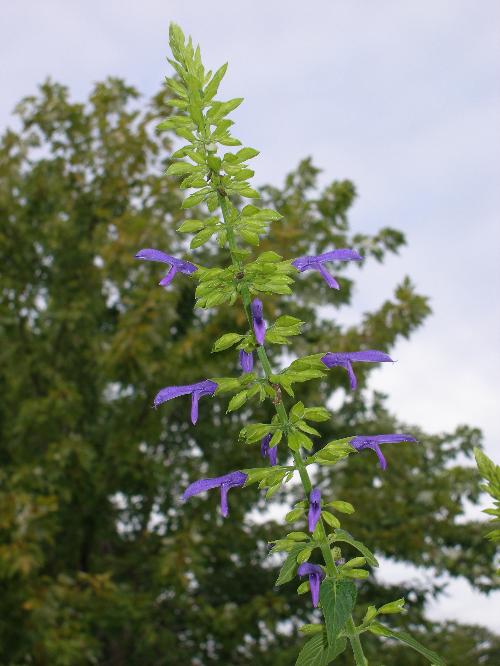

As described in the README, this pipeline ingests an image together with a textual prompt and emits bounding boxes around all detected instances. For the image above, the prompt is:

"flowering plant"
[137,23,444,666]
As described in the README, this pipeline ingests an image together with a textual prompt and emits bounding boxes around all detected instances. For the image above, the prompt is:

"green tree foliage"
[0,78,498,664]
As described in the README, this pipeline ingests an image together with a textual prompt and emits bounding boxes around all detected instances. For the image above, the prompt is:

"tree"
[0,78,497,665]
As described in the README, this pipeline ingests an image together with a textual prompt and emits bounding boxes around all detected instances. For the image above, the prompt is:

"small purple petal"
[315,250,363,263]
[345,350,393,363]
[261,434,272,459]
[251,298,266,345]
[136,248,178,264]
[318,263,340,289]
[291,249,362,291]
[136,248,197,288]
[321,350,393,391]
[350,434,417,469]
[308,488,322,533]
[309,573,322,607]
[158,266,177,287]
[154,379,217,424]
[297,562,325,608]
[220,483,230,517]
[239,350,254,373]
[153,384,193,407]
[183,470,247,518]
[191,393,200,425]
[345,360,357,390]
[297,562,325,578]
[261,434,278,466]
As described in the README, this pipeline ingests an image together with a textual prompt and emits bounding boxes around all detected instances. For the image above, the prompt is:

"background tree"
[0,79,498,665]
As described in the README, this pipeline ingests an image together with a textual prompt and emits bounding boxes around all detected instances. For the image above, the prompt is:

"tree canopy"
[0,78,498,665]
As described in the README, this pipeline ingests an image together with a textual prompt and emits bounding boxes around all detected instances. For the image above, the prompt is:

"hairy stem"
[218,192,367,664]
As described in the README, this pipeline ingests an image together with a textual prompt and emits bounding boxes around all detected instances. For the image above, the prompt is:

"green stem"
[218,192,367,666]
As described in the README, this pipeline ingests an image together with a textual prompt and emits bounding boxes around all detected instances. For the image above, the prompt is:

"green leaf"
[331,529,379,567]
[296,632,347,666]
[182,189,210,208]
[226,147,259,163]
[166,162,199,176]
[299,624,324,635]
[285,508,305,523]
[212,377,242,394]
[378,598,406,614]
[303,407,330,422]
[190,228,215,249]
[342,557,366,568]
[341,568,369,579]
[363,605,378,624]
[320,579,357,650]
[275,543,305,586]
[321,511,341,529]
[296,547,313,564]
[212,333,244,352]
[286,531,309,542]
[177,219,205,233]
[327,501,355,515]
[227,391,248,412]
[368,623,445,665]
[204,62,228,102]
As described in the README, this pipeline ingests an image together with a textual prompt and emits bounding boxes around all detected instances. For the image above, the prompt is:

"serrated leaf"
[177,219,205,233]
[328,501,355,515]
[212,333,244,352]
[321,511,341,529]
[295,632,347,666]
[299,624,323,635]
[275,543,305,586]
[227,391,248,412]
[331,529,379,567]
[166,162,198,176]
[368,623,445,665]
[378,598,406,614]
[286,508,305,523]
[182,189,210,208]
[320,579,357,650]
[286,531,309,542]
[190,228,216,248]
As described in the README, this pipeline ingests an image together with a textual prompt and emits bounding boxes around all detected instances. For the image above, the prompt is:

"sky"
[2,0,499,631]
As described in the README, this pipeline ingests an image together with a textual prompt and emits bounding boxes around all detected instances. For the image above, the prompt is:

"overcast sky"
[2,0,499,631]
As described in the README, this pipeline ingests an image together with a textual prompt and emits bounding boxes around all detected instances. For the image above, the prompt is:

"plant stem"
[218,192,367,665]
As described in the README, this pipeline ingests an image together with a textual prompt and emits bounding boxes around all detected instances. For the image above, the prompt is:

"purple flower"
[153,379,217,424]
[292,249,362,289]
[308,488,321,533]
[239,350,254,373]
[261,434,278,466]
[350,434,418,470]
[297,562,325,607]
[135,248,197,288]
[251,298,266,345]
[321,350,393,390]
[183,470,247,518]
